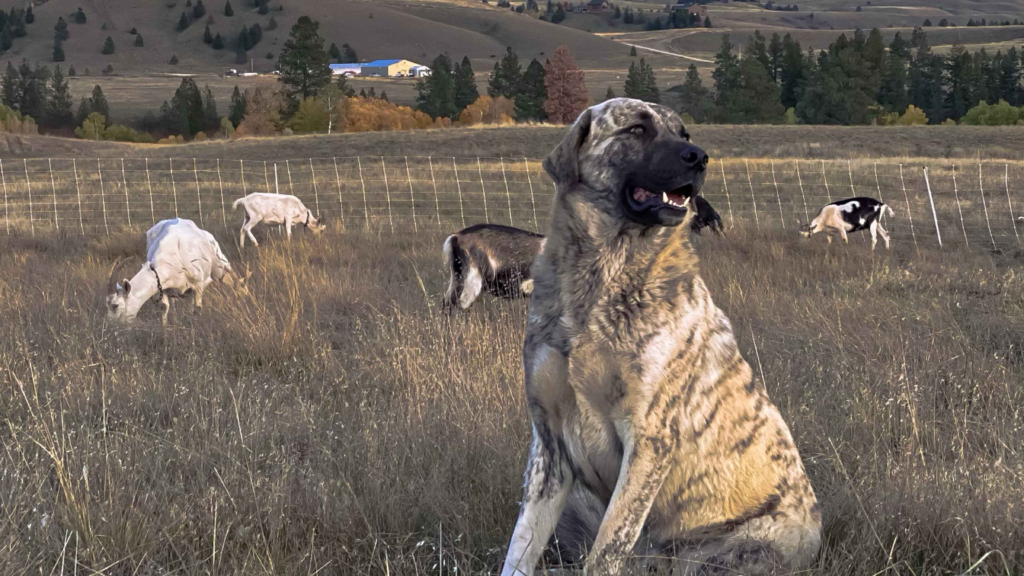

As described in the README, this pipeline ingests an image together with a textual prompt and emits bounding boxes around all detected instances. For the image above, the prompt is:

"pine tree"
[54,17,69,42]
[454,56,479,111]
[1,62,20,109]
[25,6,33,24]
[47,65,74,127]
[624,58,659,103]
[342,43,358,63]
[380,90,388,102]
[748,31,771,75]
[170,54,180,65]
[204,25,214,44]
[171,77,204,136]
[515,58,547,121]
[101,36,115,55]
[2,25,13,51]
[224,0,234,16]
[488,47,523,100]
[90,84,109,120]
[178,12,190,31]
[675,64,713,123]
[53,39,65,62]
[193,0,206,20]
[238,26,250,50]
[329,42,341,61]
[779,33,805,109]
[68,66,76,77]
[768,32,783,82]
[543,45,588,123]
[203,84,218,131]
[228,85,246,126]
[135,33,145,47]
[213,32,224,49]
[9,8,25,37]
[277,16,332,110]
[943,44,979,121]
[75,97,90,125]
[415,53,458,118]
[712,35,741,118]
[552,3,565,23]
[704,16,712,28]
[73,7,86,24]
[630,46,637,57]
[267,16,277,30]
[257,0,269,15]
[604,86,615,101]
[335,74,355,97]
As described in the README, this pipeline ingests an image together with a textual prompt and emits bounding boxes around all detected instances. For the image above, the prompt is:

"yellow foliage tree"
[897,105,928,126]
[75,112,106,140]
[340,96,435,133]
[0,103,38,135]
[457,96,515,126]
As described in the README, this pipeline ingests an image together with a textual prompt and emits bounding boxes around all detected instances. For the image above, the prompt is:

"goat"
[232,193,326,248]
[800,196,894,249]
[106,218,249,325]
[443,223,545,311]
[689,195,724,235]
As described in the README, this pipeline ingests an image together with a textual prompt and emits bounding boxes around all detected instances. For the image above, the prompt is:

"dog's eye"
[630,126,645,136]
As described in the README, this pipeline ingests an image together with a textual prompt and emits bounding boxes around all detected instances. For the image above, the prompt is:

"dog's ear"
[543,107,593,188]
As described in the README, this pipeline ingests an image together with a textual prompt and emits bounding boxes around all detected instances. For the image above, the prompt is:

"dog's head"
[544,98,709,228]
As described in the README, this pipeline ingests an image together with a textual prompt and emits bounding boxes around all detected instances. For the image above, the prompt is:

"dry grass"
[1,221,1023,574]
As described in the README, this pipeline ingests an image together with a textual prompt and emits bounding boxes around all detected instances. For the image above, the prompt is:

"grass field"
[2,218,1023,573]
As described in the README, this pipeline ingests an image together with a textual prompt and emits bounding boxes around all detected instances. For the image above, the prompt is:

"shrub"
[0,103,38,134]
[102,64,114,75]
[897,104,928,125]
[288,97,329,133]
[457,95,515,126]
[219,115,234,137]
[129,27,138,34]
[170,55,179,65]
[960,99,1023,125]
[340,96,437,132]
[68,66,77,77]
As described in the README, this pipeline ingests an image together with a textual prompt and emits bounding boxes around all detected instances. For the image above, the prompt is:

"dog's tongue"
[633,187,655,203]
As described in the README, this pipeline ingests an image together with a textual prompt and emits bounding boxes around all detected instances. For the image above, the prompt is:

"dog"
[501,98,821,576]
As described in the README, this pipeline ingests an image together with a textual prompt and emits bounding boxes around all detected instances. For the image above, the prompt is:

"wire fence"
[1,156,1023,251]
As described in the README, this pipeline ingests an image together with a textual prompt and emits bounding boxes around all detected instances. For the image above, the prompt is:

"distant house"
[667,1,706,17]
[586,0,608,13]
[330,63,361,76]
[360,59,422,77]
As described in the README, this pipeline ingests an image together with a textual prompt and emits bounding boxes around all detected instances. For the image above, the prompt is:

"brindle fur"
[501,99,821,576]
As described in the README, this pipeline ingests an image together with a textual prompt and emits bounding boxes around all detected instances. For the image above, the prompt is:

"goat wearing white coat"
[232,193,326,248]
[106,218,249,325]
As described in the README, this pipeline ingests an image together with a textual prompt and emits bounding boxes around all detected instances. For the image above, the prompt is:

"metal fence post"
[169,158,179,218]
[309,158,321,217]
[872,162,884,204]
[524,157,538,230]
[428,156,440,227]
[452,157,465,228]
[73,159,83,234]
[978,162,997,250]
[796,161,809,223]
[48,158,59,231]
[333,157,345,229]
[770,159,784,227]
[193,158,203,227]
[1,159,8,234]
[477,157,489,223]
[24,159,34,236]
[357,157,369,229]
[951,165,968,247]
[217,159,227,227]
[240,159,246,195]
[500,157,513,226]
[923,168,942,247]
[97,159,108,236]
[145,158,155,225]
[847,160,856,196]
[744,159,760,231]
[720,160,734,228]
[381,156,394,233]
[821,159,832,203]
[403,156,417,232]
[1005,164,1021,246]
[120,158,131,228]
[898,164,917,249]
[263,161,270,193]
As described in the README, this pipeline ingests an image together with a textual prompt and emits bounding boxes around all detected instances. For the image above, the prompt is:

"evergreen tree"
[47,65,74,127]
[552,3,565,23]
[135,33,144,47]
[624,58,659,103]
[380,90,388,102]
[171,77,204,136]
[19,65,50,121]
[25,6,33,24]
[604,86,615,101]
[213,32,224,49]
[515,58,547,121]
[342,43,358,63]
[9,8,25,37]
[675,63,713,123]
[193,0,206,20]
[73,7,86,24]
[329,42,341,61]
[2,24,13,51]
[224,0,234,16]
[204,25,214,44]
[277,16,332,109]
[228,85,246,126]
[54,17,69,42]
[748,30,771,74]
[704,16,712,28]
[248,23,262,48]
[543,45,588,123]
[415,53,458,119]
[768,32,784,82]
[53,39,65,62]
[711,35,741,118]
[178,12,190,31]
[908,44,944,123]
[335,74,355,97]
[170,54,180,65]
[90,84,109,121]
[488,46,522,99]
[997,46,1022,105]
[101,36,115,55]
[779,33,805,109]
[203,84,218,131]
[257,0,269,15]
[943,44,980,121]
[630,46,637,57]
[75,97,90,125]
[454,56,480,111]
[1,62,20,109]
[878,36,908,113]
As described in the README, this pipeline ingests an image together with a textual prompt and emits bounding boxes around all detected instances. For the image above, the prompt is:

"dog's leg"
[502,344,572,576]
[584,426,673,575]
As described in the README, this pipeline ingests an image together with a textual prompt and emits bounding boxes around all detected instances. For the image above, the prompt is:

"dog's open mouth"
[629,183,696,211]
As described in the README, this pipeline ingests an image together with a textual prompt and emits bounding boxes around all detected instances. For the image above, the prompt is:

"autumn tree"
[543,45,588,123]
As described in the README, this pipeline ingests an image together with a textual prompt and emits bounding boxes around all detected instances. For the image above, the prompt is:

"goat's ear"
[122,279,131,295]
[543,107,593,189]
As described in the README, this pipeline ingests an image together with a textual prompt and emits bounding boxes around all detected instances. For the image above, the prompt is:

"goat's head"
[105,257,134,322]
[308,212,327,235]
[223,262,253,295]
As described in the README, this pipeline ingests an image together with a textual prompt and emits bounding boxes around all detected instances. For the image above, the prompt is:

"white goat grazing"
[232,193,326,248]
[106,218,249,325]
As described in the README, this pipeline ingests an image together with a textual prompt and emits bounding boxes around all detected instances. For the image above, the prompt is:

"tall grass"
[1,226,1022,574]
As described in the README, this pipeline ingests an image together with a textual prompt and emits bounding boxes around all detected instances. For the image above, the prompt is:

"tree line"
[675,28,1024,125]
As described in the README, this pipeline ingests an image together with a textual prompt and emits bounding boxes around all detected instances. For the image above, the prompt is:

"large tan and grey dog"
[501,99,821,575]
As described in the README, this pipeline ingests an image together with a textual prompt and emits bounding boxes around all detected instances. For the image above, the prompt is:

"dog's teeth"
[662,192,669,204]
[683,196,691,208]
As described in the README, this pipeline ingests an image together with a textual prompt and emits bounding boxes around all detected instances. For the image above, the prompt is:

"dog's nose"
[682,144,709,171]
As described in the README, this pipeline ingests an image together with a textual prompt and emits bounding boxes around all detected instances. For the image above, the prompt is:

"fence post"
[357,157,369,229]
[428,156,440,228]
[524,158,538,230]
[120,158,131,229]
[1,159,8,234]
[239,160,246,195]
[286,160,295,198]
[951,165,968,247]
[847,160,856,197]
[1005,164,1021,246]
[923,168,942,247]
[403,156,417,232]
[263,161,270,193]
[309,158,321,217]
[477,157,490,224]
[381,156,394,233]
[770,159,784,227]
[978,163,996,250]
[24,159,34,236]
[192,158,203,227]
[500,157,514,227]
[73,159,84,234]
[97,159,108,236]
[720,160,734,228]
[821,159,832,203]
[795,161,809,223]
[333,157,345,230]
[48,158,59,231]
[169,159,179,218]
[217,159,227,228]
[452,157,465,228]
[744,159,760,231]
[145,158,155,225]
[872,162,884,204]
[898,164,917,249]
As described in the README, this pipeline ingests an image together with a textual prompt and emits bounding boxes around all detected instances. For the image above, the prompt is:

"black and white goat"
[800,196,895,249]
[442,223,545,311]
[689,195,724,235]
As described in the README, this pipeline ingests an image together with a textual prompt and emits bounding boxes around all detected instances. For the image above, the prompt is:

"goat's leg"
[244,218,260,247]
[160,294,171,326]
[878,224,891,249]
[869,221,879,251]
[239,212,249,248]
[194,286,204,310]
[286,220,293,241]
[841,228,849,243]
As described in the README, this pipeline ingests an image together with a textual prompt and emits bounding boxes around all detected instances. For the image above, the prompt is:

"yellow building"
[360,59,421,77]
